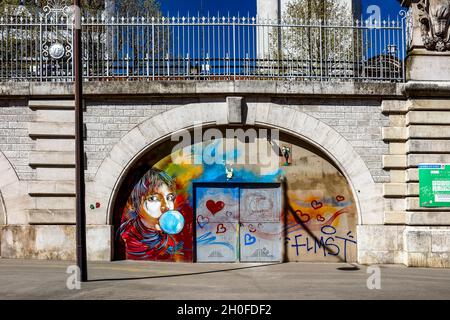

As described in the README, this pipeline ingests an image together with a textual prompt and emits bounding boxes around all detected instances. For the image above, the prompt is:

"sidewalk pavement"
[0,258,449,300]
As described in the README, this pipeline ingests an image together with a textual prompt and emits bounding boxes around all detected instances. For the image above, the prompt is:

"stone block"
[390,170,406,183]
[406,168,419,182]
[408,154,450,168]
[383,183,407,197]
[431,230,450,253]
[95,157,123,190]
[384,198,406,212]
[201,102,228,126]
[35,139,75,152]
[408,54,450,82]
[406,212,450,226]
[409,99,450,111]
[406,197,450,211]
[407,183,419,196]
[404,228,432,253]
[196,81,235,94]
[28,209,75,224]
[138,121,163,144]
[407,140,450,154]
[384,211,406,225]
[36,168,75,181]
[407,111,450,125]
[382,127,407,141]
[35,110,75,123]
[1,181,33,224]
[357,225,400,251]
[28,100,75,109]
[227,96,244,124]
[87,225,113,261]
[389,142,406,155]
[119,126,149,156]
[235,80,277,94]
[28,122,75,138]
[381,100,407,114]
[383,155,407,169]
[251,102,271,124]
[389,114,406,126]
[28,181,75,196]
[34,196,75,210]
[409,125,450,139]
[29,151,75,167]
[107,140,137,169]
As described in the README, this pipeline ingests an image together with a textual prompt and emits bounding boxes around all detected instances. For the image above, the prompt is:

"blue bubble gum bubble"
[159,210,184,235]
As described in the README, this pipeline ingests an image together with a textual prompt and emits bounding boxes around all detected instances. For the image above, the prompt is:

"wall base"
[0,225,112,261]
[403,226,450,268]
[357,225,450,268]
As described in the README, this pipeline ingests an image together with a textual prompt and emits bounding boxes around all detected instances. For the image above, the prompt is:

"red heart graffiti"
[206,200,225,215]
[336,195,345,202]
[248,224,257,233]
[216,224,227,234]
[296,210,311,223]
[316,215,325,222]
[311,200,323,210]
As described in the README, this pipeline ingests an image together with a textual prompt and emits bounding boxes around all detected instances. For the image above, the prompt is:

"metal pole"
[277,0,282,77]
[74,0,88,282]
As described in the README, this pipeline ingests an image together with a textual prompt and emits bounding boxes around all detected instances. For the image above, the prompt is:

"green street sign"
[419,164,450,207]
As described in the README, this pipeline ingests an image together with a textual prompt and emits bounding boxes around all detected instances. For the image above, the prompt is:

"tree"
[0,0,104,15]
[0,0,165,79]
[268,0,357,78]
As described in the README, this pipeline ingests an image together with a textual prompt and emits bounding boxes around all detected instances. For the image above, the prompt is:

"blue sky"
[159,0,404,18]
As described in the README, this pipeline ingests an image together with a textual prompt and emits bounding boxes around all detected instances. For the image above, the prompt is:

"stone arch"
[0,151,21,226]
[89,101,382,228]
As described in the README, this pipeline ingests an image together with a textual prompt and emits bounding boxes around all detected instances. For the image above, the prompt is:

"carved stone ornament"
[417,0,450,51]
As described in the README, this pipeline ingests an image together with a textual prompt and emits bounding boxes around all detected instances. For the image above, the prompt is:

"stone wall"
[382,95,450,268]
[0,80,417,265]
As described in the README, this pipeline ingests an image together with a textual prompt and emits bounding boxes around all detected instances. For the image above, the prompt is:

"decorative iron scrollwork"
[417,0,450,51]
[49,43,65,59]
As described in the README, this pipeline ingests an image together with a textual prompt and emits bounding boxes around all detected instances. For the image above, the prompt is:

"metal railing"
[0,7,408,83]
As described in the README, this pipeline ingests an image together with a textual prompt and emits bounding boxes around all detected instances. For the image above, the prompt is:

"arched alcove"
[109,126,358,263]
[90,101,382,263]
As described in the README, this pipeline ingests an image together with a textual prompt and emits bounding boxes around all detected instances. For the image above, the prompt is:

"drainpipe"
[74,0,88,282]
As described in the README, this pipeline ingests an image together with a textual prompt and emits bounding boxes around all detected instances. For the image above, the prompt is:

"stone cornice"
[0,81,404,99]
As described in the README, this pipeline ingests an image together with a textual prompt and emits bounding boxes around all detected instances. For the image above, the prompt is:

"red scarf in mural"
[119,217,183,260]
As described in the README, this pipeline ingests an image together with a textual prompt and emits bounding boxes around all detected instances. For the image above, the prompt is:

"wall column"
[385,0,450,267]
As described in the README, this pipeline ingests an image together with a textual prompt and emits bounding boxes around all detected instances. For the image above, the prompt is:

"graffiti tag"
[289,225,356,262]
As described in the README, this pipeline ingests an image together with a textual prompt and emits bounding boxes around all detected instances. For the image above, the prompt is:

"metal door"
[195,187,239,262]
[239,188,282,262]
[195,185,282,263]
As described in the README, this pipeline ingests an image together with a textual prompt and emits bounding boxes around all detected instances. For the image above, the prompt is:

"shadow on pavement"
[88,262,282,282]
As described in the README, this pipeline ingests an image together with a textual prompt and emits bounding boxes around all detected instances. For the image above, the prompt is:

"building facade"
[0,0,449,267]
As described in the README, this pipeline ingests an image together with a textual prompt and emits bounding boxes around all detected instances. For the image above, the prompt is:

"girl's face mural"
[142,184,176,219]
[119,169,192,262]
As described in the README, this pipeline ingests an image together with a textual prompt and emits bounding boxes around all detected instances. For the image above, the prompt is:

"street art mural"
[117,132,357,263]
[239,188,282,262]
[196,187,240,262]
[119,169,193,261]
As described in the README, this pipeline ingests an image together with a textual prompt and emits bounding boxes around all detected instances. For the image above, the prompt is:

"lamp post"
[73,0,88,282]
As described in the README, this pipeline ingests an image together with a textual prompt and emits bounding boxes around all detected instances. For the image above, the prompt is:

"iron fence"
[0,7,408,83]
